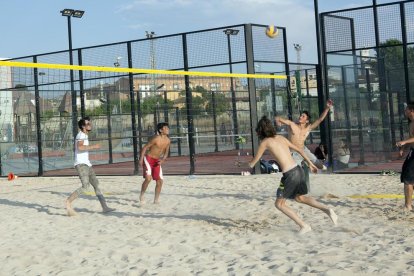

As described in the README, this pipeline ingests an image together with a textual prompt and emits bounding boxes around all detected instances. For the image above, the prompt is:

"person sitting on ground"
[314,143,328,163]
[334,139,350,170]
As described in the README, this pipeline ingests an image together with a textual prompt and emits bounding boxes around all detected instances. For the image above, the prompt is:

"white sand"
[1,173,414,275]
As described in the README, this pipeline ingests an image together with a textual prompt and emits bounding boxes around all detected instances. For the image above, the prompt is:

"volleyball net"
[0,60,287,175]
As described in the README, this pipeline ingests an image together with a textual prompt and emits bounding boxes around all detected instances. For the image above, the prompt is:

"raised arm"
[309,100,333,130]
[275,116,294,127]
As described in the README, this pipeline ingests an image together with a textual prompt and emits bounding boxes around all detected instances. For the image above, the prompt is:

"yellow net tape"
[0,61,286,80]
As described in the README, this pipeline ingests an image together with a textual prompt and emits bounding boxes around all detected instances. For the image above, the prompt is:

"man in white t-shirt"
[65,117,115,216]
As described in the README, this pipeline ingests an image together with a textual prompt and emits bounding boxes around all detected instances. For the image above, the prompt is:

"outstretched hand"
[326,99,334,108]
[396,141,405,147]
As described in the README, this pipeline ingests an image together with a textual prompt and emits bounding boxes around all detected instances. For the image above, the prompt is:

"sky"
[0,0,399,63]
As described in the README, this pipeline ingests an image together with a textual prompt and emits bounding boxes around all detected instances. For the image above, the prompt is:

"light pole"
[293,43,302,69]
[114,56,122,114]
[145,31,157,94]
[60,9,84,142]
[223,28,239,149]
[38,72,46,114]
[293,43,303,110]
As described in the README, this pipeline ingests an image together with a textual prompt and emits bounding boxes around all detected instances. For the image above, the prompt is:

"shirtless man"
[275,100,333,169]
[247,116,338,233]
[396,103,414,211]
[139,122,171,204]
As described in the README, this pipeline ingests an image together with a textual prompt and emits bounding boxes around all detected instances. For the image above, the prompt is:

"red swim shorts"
[143,155,163,180]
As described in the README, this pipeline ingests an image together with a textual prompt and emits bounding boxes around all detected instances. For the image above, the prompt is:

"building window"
[210,83,220,91]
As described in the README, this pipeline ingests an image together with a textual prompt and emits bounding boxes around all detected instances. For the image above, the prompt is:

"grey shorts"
[291,146,318,166]
[276,165,308,199]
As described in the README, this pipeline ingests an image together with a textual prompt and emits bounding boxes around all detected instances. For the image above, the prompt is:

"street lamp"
[223,28,239,149]
[293,43,303,111]
[145,31,157,94]
[293,43,302,69]
[61,8,84,142]
[114,56,122,114]
[38,72,46,113]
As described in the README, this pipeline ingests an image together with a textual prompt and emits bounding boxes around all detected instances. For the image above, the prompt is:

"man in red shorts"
[139,122,171,204]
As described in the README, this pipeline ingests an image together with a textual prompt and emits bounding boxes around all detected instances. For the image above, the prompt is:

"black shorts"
[276,165,308,199]
[401,148,414,184]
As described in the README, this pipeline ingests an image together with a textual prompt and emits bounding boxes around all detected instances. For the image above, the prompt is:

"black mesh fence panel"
[0,23,306,176]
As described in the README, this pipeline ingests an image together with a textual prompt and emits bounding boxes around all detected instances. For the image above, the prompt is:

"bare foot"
[328,209,338,225]
[102,207,115,213]
[403,206,412,212]
[140,195,145,204]
[65,200,77,216]
[299,224,312,234]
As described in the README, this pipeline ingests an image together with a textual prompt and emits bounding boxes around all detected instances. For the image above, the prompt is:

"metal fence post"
[182,34,196,175]
[127,42,139,174]
[244,24,260,174]
[33,56,43,176]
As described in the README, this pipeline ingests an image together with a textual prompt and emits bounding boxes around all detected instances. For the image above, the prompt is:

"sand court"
[1,174,414,275]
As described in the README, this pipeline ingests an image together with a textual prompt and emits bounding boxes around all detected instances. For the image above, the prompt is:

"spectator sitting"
[334,139,350,170]
[314,143,328,163]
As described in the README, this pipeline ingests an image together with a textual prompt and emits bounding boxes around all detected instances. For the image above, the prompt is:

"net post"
[78,49,86,118]
[244,23,260,175]
[182,33,196,175]
[282,27,293,120]
[105,82,113,164]
[33,56,43,176]
[127,42,139,175]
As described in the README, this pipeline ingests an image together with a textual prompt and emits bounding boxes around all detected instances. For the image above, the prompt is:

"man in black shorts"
[396,103,414,211]
[246,116,338,234]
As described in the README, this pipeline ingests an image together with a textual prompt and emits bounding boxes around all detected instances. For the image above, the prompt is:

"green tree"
[179,86,208,116]
[205,92,231,116]
[140,95,174,116]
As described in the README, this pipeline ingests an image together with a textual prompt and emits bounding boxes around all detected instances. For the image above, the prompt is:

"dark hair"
[157,122,169,134]
[78,117,91,130]
[301,111,311,121]
[78,119,85,130]
[255,116,276,140]
[406,102,414,111]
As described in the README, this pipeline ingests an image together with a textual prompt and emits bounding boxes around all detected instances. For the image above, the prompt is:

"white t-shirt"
[74,131,92,167]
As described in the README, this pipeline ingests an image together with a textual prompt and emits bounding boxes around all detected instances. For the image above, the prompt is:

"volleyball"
[265,25,279,38]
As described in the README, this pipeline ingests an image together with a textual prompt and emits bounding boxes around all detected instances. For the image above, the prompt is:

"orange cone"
[8,172,18,181]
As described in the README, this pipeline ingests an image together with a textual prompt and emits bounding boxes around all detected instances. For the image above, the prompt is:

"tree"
[179,86,208,116]
[140,95,174,116]
[205,92,230,116]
